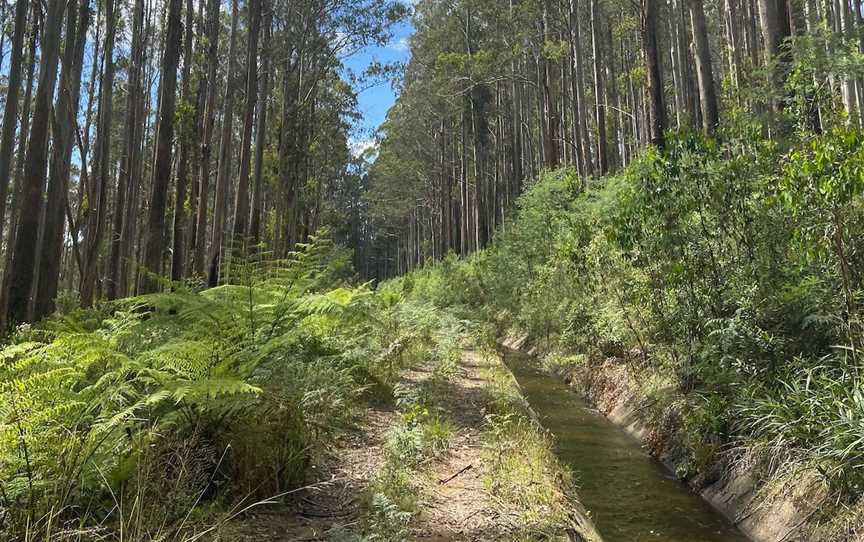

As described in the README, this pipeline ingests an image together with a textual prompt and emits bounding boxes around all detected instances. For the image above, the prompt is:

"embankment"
[501,335,860,542]
[478,348,604,542]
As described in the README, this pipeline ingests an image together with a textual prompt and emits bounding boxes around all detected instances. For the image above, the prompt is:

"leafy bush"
[0,238,421,539]
[402,127,864,498]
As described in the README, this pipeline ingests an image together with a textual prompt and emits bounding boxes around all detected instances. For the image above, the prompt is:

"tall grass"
[736,355,864,492]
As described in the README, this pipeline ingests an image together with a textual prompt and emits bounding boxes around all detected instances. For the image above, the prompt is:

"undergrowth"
[358,299,466,542]
[0,237,439,540]
[391,126,864,505]
[480,352,578,539]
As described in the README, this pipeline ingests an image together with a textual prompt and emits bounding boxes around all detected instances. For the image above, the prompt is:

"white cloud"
[349,137,378,158]
[390,36,410,52]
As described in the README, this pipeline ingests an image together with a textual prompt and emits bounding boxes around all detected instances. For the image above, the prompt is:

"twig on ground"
[439,464,473,485]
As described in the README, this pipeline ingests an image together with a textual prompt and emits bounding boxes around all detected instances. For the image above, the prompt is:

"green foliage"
[358,297,468,541]
[0,237,420,539]
[736,359,864,494]
[364,467,416,541]
[401,126,864,498]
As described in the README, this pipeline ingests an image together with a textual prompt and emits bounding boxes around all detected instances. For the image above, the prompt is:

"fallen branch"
[298,509,353,519]
[439,464,473,485]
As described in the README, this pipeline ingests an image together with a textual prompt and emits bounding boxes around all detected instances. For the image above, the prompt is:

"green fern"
[0,234,437,540]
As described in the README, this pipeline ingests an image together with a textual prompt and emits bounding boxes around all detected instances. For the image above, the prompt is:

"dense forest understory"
[0,242,601,540]
[3,0,864,538]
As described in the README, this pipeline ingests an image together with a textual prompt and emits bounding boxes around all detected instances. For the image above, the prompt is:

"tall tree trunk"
[279,58,303,256]
[193,0,220,276]
[569,0,591,177]
[758,0,791,110]
[835,0,858,121]
[107,0,145,299]
[668,0,685,127]
[81,0,117,307]
[590,0,609,174]
[725,0,743,95]
[250,5,271,248]
[510,57,524,192]
[540,6,558,168]
[140,0,183,294]
[0,12,38,328]
[207,0,239,287]
[231,0,261,251]
[606,14,621,169]
[186,0,205,262]
[33,0,89,320]
[688,0,720,133]
[120,0,153,297]
[171,0,196,281]
[642,0,667,148]
[4,0,65,327]
[0,0,28,248]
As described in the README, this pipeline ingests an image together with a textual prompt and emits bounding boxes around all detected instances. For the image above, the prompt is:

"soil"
[215,407,397,540]
[218,350,597,541]
[403,351,517,541]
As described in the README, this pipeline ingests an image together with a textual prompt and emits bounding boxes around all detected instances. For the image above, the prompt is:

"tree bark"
[590,0,609,173]
[642,0,667,148]
[0,11,38,329]
[0,0,28,248]
[107,0,145,299]
[569,0,591,177]
[171,0,196,281]
[207,0,239,287]
[80,0,117,307]
[688,0,720,133]
[193,0,220,277]
[33,0,89,320]
[232,0,261,251]
[140,0,183,294]
[5,0,65,327]
[250,4,272,248]
[758,0,791,109]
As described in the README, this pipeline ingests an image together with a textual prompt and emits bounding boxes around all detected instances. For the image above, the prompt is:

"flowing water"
[503,350,749,542]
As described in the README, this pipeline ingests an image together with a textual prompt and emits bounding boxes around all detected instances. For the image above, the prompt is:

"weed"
[479,358,577,538]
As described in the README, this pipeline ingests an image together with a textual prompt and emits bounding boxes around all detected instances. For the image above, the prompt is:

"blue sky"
[342,19,414,157]
[0,1,413,160]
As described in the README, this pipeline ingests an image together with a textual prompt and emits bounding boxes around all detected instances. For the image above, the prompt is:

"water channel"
[503,349,750,542]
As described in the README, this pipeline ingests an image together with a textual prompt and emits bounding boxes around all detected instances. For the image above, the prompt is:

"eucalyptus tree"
[231,0,262,253]
[140,0,184,294]
[33,0,91,320]
[250,6,273,247]
[0,0,29,246]
[106,0,146,300]
[5,0,65,327]
[688,0,718,133]
[81,0,117,307]
[206,0,240,287]
[193,0,221,278]
[171,0,199,282]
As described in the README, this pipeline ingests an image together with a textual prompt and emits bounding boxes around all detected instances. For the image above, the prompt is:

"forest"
[2,0,864,538]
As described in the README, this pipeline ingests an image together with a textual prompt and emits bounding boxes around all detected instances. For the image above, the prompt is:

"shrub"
[399,126,864,498]
[0,238,416,539]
